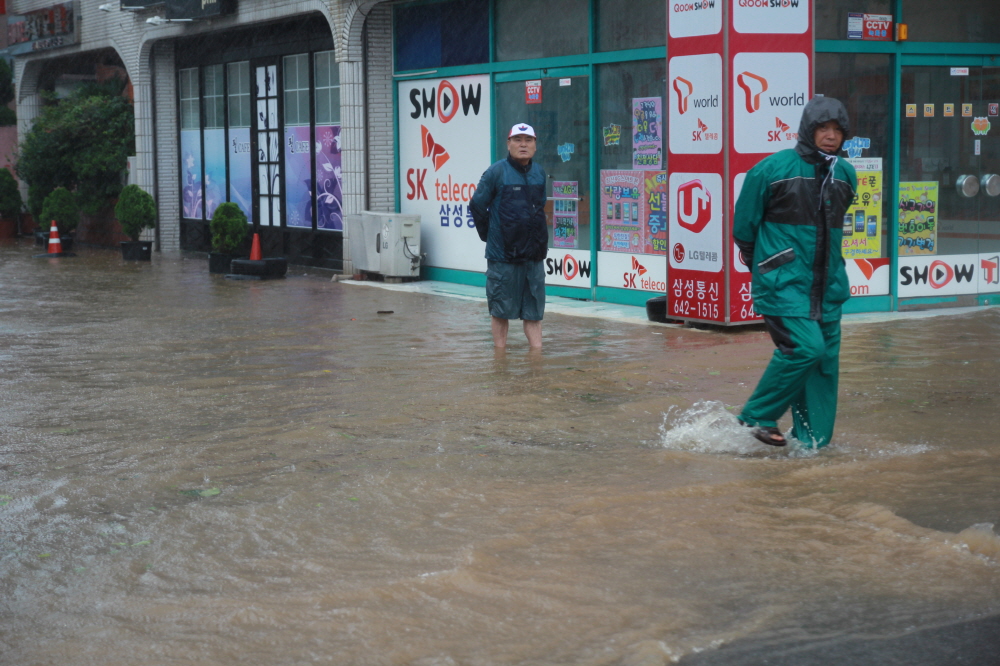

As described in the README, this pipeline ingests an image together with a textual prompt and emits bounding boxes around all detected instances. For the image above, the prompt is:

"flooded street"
[1,241,998,665]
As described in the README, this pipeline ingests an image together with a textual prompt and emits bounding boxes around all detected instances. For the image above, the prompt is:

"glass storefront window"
[597,59,666,257]
[227,61,253,224]
[283,54,310,127]
[495,0,589,62]
[203,64,224,130]
[227,61,251,129]
[314,51,340,125]
[816,53,891,260]
[179,67,199,130]
[394,0,489,71]
[596,0,665,52]
[494,76,591,251]
[814,0,892,40]
[904,0,1000,43]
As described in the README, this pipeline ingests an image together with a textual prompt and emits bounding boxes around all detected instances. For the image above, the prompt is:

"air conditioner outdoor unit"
[346,212,421,279]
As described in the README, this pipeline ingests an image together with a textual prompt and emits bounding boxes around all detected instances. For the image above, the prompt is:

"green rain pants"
[739,316,841,448]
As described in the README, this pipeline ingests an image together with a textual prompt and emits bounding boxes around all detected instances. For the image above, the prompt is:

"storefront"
[390,0,1000,314]
[174,14,345,268]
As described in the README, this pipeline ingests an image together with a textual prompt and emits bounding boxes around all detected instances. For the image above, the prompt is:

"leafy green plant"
[16,78,134,217]
[210,202,248,254]
[114,184,156,241]
[0,169,22,220]
[0,59,15,127]
[40,187,80,235]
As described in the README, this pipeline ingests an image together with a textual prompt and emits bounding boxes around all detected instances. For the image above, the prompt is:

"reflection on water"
[1,242,998,665]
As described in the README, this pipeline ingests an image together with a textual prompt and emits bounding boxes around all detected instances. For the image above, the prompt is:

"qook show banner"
[399,75,490,273]
[544,248,592,288]
[898,254,1000,298]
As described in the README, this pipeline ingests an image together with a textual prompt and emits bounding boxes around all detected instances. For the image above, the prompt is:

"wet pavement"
[1,240,998,665]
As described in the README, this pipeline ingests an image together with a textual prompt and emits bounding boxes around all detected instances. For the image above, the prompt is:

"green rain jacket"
[734,97,858,322]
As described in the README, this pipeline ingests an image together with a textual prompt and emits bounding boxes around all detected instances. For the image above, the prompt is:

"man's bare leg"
[523,319,542,349]
[491,316,510,348]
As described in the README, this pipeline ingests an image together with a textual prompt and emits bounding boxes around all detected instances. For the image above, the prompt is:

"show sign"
[7,2,77,55]
[545,249,593,288]
[897,254,1000,298]
[398,75,491,273]
[667,0,812,325]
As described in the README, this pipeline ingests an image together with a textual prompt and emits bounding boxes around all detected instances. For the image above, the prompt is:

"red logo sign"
[736,71,768,113]
[420,125,450,171]
[525,80,542,105]
[672,243,685,263]
[990,103,999,117]
[673,76,693,114]
[631,256,648,276]
[676,179,712,233]
[929,260,954,289]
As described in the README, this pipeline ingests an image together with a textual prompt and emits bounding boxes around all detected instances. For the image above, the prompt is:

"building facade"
[8,0,1000,313]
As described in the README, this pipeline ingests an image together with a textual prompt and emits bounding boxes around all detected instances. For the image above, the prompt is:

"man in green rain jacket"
[734,96,857,448]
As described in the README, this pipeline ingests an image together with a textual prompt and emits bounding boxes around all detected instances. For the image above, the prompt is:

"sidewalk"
[340,278,995,328]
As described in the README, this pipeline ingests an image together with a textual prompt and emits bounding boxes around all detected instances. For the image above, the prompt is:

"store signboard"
[6,1,77,55]
[668,0,812,324]
[545,248,592,288]
[398,75,491,273]
[597,252,667,293]
[845,257,890,296]
[166,0,235,20]
[896,254,1000,297]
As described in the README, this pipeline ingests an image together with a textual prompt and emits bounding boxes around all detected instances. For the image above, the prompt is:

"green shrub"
[0,169,22,220]
[16,80,134,216]
[27,183,48,227]
[40,187,80,235]
[114,184,156,241]
[210,202,248,254]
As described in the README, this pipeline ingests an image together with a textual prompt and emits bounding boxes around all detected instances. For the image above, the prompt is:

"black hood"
[795,96,851,162]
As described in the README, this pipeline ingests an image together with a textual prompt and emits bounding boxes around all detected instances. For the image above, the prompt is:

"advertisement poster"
[284,125,313,229]
[551,181,579,249]
[898,181,939,256]
[632,97,663,169]
[203,129,226,221]
[228,128,253,224]
[842,158,882,259]
[600,170,643,253]
[597,251,667,292]
[398,75,491,272]
[315,125,343,230]
[644,171,667,256]
[180,130,203,220]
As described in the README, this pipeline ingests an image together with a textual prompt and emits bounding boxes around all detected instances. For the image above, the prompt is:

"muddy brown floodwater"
[1,241,998,665]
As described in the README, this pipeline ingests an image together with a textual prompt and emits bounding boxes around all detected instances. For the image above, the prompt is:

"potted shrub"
[28,184,48,245]
[40,187,79,252]
[0,169,22,241]
[115,184,156,261]
[209,202,248,274]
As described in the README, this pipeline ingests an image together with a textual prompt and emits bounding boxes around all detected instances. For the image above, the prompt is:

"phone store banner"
[398,75,491,273]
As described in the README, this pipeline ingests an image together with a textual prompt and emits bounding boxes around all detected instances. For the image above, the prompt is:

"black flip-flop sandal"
[739,420,787,447]
[749,425,786,447]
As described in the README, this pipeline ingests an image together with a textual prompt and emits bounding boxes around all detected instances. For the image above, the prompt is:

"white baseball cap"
[508,123,536,138]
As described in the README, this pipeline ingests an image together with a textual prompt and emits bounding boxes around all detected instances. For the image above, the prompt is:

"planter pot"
[121,240,153,261]
[228,257,288,280]
[209,252,239,274]
[34,230,47,246]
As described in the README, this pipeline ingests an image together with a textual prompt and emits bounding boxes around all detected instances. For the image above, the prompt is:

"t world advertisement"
[398,75,491,273]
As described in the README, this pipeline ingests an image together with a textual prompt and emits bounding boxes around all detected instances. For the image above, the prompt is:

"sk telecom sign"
[732,52,809,154]
[668,53,723,155]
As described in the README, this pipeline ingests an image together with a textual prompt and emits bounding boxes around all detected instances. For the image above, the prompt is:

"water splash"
[658,401,768,455]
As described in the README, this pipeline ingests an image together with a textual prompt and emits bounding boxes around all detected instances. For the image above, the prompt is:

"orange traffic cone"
[249,232,262,261]
[47,221,62,255]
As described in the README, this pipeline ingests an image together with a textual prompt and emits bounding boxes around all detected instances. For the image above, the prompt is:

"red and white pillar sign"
[667,0,813,324]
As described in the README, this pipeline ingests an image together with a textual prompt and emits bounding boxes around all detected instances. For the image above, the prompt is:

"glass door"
[899,62,1000,261]
[253,61,282,228]
[494,70,591,257]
